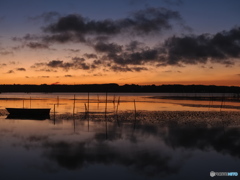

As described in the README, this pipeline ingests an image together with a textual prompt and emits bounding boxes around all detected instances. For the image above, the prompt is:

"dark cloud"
[125,40,145,52]
[16,68,26,71]
[89,27,240,69]
[39,7,181,44]
[95,41,159,66]
[110,65,148,72]
[35,68,57,72]
[83,53,98,59]
[42,32,86,43]
[64,48,81,53]
[162,27,240,65]
[12,35,52,50]
[23,8,240,72]
[93,73,106,76]
[163,70,181,73]
[47,60,64,68]
[94,42,122,54]
[26,42,50,49]
[12,33,40,42]
[34,57,92,71]
[122,7,182,35]
[30,62,46,68]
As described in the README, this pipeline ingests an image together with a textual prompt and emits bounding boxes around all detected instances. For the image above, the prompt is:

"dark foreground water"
[1,115,240,180]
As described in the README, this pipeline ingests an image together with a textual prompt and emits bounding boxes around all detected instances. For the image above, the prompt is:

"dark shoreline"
[0,84,240,93]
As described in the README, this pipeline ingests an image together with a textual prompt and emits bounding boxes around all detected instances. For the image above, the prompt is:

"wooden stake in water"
[115,96,121,127]
[105,92,108,118]
[73,94,76,115]
[53,104,56,125]
[113,94,116,112]
[84,103,88,113]
[88,92,90,114]
[105,92,108,138]
[133,99,137,129]
[97,94,100,109]
[84,103,88,119]
[220,94,225,112]
[116,96,120,114]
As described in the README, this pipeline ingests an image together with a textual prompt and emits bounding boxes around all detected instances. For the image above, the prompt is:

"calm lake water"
[0,93,240,179]
[0,92,239,112]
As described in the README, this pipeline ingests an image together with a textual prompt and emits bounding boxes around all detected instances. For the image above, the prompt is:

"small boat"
[6,108,51,120]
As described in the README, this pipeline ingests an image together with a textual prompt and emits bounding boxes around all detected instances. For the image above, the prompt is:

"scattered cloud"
[0,48,14,55]
[32,57,93,71]
[64,48,81,53]
[16,68,26,71]
[13,7,240,74]
[35,68,57,72]
[26,42,50,49]
[110,65,148,72]
[6,70,14,74]
[64,74,73,77]
[38,76,50,78]
[83,53,98,59]
[93,73,106,76]
[0,63,7,68]
[28,26,240,73]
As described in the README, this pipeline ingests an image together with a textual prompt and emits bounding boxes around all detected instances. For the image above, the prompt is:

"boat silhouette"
[6,108,50,120]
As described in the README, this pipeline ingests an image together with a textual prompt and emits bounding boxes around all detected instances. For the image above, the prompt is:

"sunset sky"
[0,0,240,85]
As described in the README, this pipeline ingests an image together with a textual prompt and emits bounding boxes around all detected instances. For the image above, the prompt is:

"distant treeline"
[0,84,240,93]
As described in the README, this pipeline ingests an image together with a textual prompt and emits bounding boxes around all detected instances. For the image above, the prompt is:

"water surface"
[0,93,240,179]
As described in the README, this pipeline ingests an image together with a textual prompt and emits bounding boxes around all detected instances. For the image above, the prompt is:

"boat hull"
[6,108,51,120]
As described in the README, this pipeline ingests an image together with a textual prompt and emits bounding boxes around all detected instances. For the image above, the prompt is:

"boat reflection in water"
[6,108,51,120]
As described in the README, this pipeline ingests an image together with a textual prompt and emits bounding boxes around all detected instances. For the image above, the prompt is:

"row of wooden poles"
[53,93,138,128]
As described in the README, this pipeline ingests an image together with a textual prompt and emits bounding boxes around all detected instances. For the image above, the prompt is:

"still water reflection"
[1,93,240,179]
[1,92,240,112]
[1,115,240,180]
